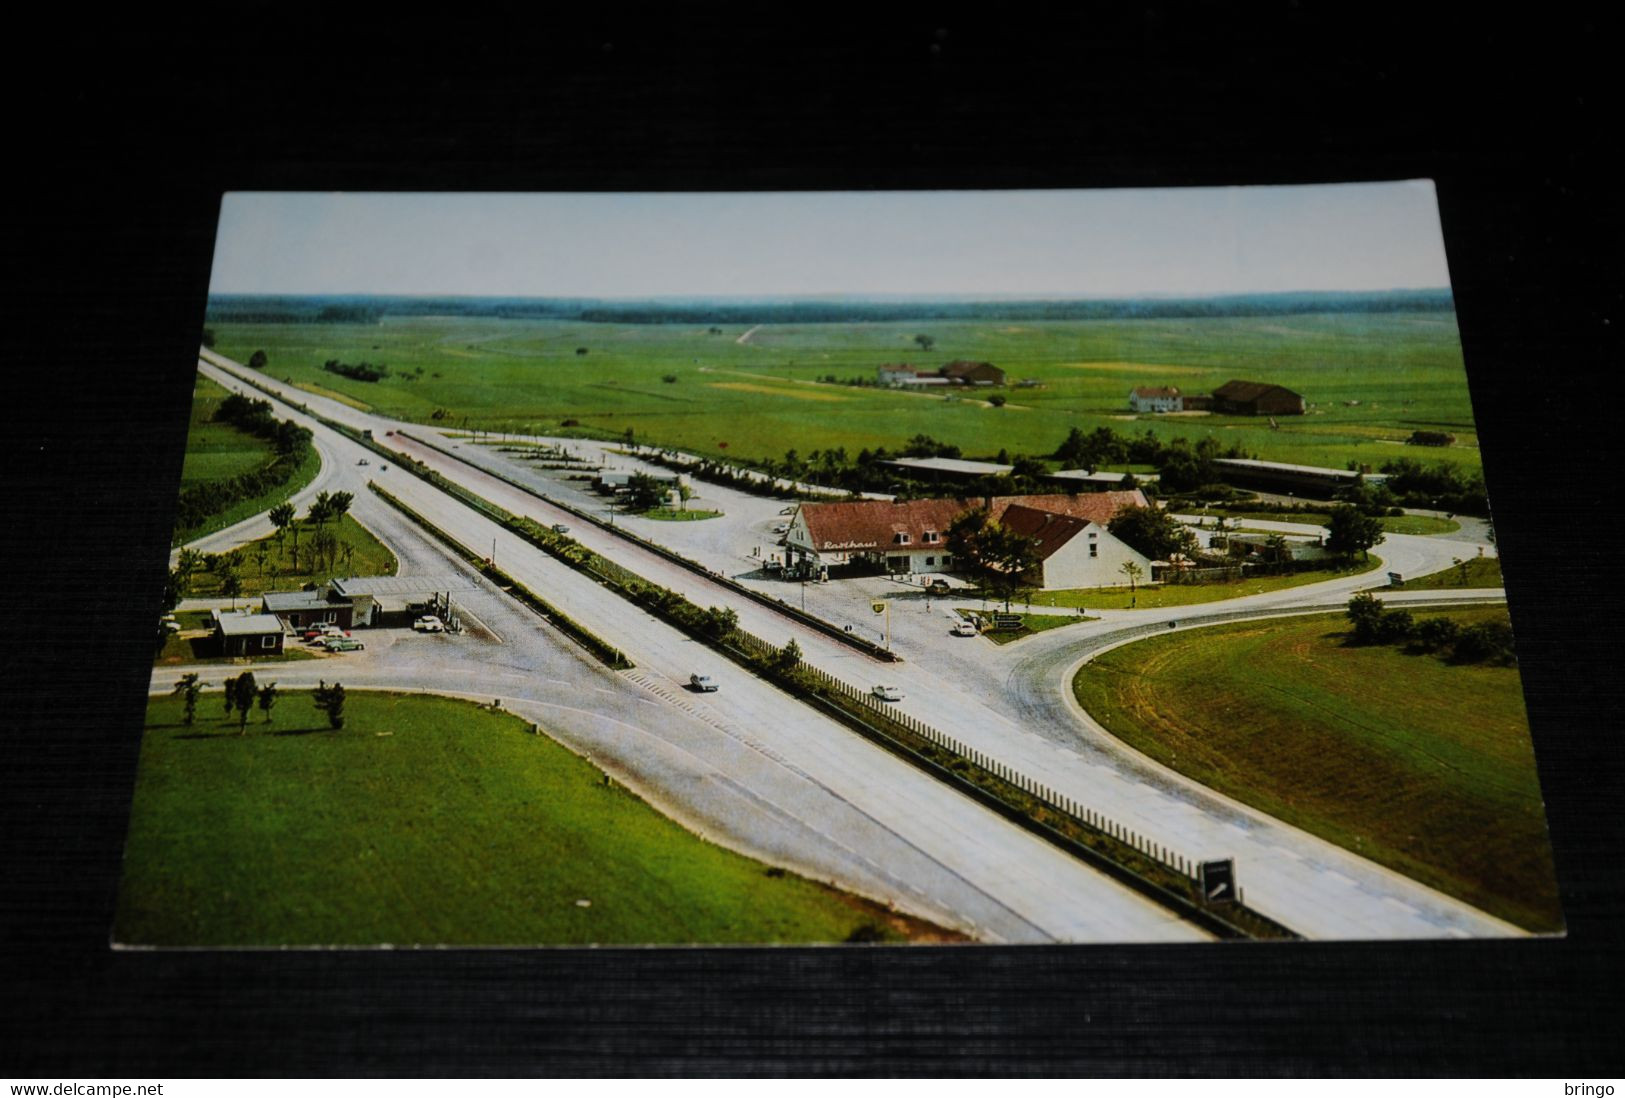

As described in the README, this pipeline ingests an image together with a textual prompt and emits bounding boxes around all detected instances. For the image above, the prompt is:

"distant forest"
[206,289,1454,326]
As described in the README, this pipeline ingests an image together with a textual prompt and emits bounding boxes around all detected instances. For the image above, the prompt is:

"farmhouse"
[212,609,285,657]
[1209,379,1306,416]
[784,489,1148,577]
[999,505,1153,590]
[1129,386,1183,413]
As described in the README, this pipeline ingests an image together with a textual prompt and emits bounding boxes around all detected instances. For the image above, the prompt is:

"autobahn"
[190,348,1525,939]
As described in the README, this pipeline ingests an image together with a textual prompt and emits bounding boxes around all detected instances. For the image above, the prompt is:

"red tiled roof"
[796,490,1147,552]
[986,490,1147,525]
[998,505,1092,560]
[797,498,968,551]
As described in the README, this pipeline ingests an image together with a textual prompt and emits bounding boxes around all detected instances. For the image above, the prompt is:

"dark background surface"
[5,7,1621,1077]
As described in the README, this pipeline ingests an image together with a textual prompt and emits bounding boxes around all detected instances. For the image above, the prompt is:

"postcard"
[117,185,1561,946]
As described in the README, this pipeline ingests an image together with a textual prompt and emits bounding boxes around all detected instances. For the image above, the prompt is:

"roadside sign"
[1199,859,1236,903]
[993,614,1023,631]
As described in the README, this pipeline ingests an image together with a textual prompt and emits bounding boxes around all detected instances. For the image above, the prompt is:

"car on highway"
[950,620,979,637]
[551,523,570,534]
[872,685,905,702]
[413,616,446,633]
[690,673,719,692]
[357,458,370,466]
[322,636,365,652]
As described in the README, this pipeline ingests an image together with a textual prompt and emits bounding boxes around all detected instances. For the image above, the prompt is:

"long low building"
[784,490,1150,588]
[1213,458,1386,498]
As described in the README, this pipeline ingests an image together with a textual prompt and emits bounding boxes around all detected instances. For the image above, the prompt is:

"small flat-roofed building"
[212,610,286,657]
[261,588,352,630]
[330,574,478,628]
[1213,458,1368,498]
[882,456,1014,484]
[1046,469,1161,490]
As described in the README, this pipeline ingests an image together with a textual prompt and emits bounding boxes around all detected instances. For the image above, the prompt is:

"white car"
[413,616,446,633]
[551,523,570,534]
[872,685,905,702]
[690,673,719,692]
[951,620,978,637]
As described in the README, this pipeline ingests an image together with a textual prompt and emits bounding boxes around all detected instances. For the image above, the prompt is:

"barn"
[1210,379,1306,415]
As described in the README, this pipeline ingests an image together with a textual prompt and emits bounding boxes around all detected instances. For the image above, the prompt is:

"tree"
[307,491,334,528]
[172,673,202,726]
[313,680,346,729]
[988,394,1007,408]
[625,472,667,512]
[220,570,243,610]
[258,681,278,724]
[948,508,1040,612]
[310,526,338,573]
[252,540,271,578]
[227,671,258,735]
[1118,561,1145,606]
[914,334,935,352]
[326,491,354,522]
[248,350,268,370]
[1262,533,1292,574]
[775,637,803,672]
[1327,504,1385,560]
[1108,505,1198,561]
[703,605,739,640]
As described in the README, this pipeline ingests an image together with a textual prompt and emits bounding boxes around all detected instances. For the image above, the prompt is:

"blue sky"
[211,183,1452,299]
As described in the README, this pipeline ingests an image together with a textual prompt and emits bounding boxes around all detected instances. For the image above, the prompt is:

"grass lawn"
[215,312,1484,477]
[638,508,723,521]
[1385,555,1503,590]
[117,691,960,946]
[154,631,320,666]
[1019,556,1383,611]
[184,514,398,599]
[1200,509,1461,536]
[174,376,324,547]
[1071,607,1561,932]
[965,608,1095,644]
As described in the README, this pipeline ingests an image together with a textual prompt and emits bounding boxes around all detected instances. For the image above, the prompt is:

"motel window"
[925,557,935,566]
[895,533,910,545]
[261,635,276,649]
[1090,544,1098,558]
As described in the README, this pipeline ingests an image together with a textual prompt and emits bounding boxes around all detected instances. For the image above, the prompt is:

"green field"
[183,513,399,599]
[175,374,324,545]
[117,691,957,946]
[180,374,280,484]
[1071,608,1560,932]
[1389,555,1504,589]
[217,312,1482,475]
[1020,555,1383,611]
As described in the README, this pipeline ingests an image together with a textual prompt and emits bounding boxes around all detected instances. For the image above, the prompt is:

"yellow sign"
[871,601,887,615]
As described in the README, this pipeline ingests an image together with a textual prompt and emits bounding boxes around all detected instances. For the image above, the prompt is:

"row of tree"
[1345,594,1515,664]
[171,673,346,730]
[172,399,315,537]
[323,359,391,382]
